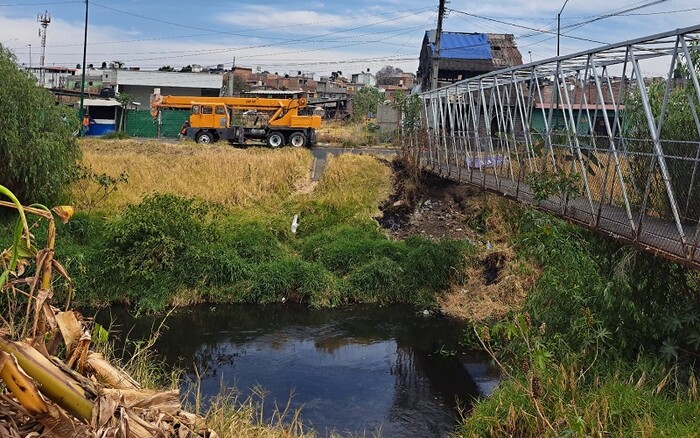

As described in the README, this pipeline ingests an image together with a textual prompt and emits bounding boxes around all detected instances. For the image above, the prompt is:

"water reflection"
[96,304,498,437]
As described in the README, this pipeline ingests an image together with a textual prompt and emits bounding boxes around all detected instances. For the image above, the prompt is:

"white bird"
[291,214,299,234]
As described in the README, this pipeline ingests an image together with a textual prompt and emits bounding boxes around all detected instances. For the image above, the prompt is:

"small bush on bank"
[248,257,338,307]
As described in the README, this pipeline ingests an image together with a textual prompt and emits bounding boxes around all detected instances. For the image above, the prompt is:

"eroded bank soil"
[377,160,482,241]
[376,159,539,322]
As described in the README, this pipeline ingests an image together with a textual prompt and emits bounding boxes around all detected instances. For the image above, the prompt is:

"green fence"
[125,109,189,138]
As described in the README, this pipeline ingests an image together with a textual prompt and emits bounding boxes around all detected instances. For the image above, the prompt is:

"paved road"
[309,145,398,181]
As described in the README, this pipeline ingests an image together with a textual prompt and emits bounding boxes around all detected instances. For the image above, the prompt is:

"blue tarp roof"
[426,31,493,60]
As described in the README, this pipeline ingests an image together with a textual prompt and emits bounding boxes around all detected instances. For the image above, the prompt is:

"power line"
[621,6,700,15]
[107,23,428,64]
[42,22,427,59]
[90,2,433,46]
[447,8,607,45]
[448,0,672,55]
[40,8,432,61]
[0,1,79,5]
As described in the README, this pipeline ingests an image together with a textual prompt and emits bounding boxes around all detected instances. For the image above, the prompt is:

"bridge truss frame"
[408,25,700,268]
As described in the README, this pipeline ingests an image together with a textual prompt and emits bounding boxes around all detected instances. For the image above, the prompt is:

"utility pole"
[37,11,50,87]
[227,56,235,97]
[430,0,446,91]
[79,0,89,131]
[28,44,32,69]
[556,0,570,57]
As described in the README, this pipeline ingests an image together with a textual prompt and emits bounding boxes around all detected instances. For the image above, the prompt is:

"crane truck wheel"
[266,131,284,148]
[196,131,214,144]
[289,132,307,148]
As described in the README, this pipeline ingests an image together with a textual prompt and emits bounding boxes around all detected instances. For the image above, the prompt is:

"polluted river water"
[95,304,499,437]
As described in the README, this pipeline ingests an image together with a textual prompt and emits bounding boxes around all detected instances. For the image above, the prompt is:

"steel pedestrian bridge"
[405,25,700,268]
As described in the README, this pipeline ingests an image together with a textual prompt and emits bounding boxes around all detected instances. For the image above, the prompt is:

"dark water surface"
[96,305,498,437]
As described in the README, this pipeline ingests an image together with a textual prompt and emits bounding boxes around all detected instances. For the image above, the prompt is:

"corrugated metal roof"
[244,89,305,95]
[83,98,121,107]
[426,31,492,60]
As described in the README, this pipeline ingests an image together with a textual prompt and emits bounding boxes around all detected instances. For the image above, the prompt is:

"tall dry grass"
[76,139,313,211]
[317,121,387,148]
[313,153,392,217]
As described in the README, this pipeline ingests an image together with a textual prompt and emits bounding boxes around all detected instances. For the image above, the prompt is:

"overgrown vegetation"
[0,144,476,313]
[0,46,80,205]
[457,203,700,437]
[316,120,387,147]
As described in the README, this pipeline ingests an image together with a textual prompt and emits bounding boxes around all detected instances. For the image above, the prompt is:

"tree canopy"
[0,46,80,205]
[376,65,403,86]
[352,87,383,122]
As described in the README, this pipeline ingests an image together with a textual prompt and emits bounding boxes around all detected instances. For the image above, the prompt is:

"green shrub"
[401,237,473,290]
[300,225,404,275]
[518,209,700,364]
[106,194,209,282]
[216,221,282,263]
[248,257,337,306]
[347,257,406,302]
[47,189,475,311]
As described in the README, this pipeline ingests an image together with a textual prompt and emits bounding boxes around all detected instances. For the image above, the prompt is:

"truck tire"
[289,132,306,148]
[266,131,284,148]
[196,131,214,144]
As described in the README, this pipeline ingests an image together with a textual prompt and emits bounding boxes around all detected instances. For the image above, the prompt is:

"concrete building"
[28,66,77,89]
[251,72,317,93]
[350,71,376,87]
[315,77,348,100]
[99,69,224,105]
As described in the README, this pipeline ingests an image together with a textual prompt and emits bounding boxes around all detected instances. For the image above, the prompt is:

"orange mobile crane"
[150,93,321,147]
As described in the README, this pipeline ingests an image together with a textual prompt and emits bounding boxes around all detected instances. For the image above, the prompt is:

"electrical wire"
[447,9,607,45]
[0,1,79,5]
[90,2,433,46]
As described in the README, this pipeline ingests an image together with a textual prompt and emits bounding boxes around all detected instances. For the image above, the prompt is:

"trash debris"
[291,214,299,234]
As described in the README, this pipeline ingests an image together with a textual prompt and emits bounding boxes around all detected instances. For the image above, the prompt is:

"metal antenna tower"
[37,11,51,86]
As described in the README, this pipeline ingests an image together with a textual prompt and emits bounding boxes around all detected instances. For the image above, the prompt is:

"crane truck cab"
[151,94,321,148]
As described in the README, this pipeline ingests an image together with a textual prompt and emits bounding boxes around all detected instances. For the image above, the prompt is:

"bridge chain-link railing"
[406,25,700,267]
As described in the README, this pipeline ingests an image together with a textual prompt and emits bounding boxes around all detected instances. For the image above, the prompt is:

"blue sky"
[1,0,698,77]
